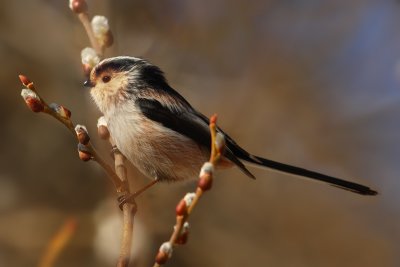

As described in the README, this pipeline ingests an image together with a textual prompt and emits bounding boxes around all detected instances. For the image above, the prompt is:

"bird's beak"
[84,79,94,88]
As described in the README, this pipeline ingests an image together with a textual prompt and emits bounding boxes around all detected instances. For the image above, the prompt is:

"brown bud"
[78,150,91,161]
[97,125,110,140]
[21,89,43,113]
[50,103,71,119]
[26,97,44,113]
[75,125,90,145]
[70,0,88,14]
[78,143,92,161]
[198,174,212,191]
[210,113,218,124]
[82,63,92,77]
[155,251,168,265]
[175,199,188,216]
[175,231,188,245]
[59,106,71,119]
[18,74,31,86]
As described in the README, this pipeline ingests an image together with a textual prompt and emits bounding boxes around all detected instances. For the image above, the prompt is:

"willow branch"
[153,114,222,266]
[98,123,136,267]
[78,12,104,56]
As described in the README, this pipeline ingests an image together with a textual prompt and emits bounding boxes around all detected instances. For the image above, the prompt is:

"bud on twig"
[175,222,190,245]
[183,192,196,207]
[69,0,88,14]
[49,103,71,120]
[91,15,113,48]
[81,47,100,68]
[199,162,214,177]
[77,143,92,161]
[75,125,90,145]
[155,242,173,265]
[175,199,188,216]
[97,116,110,140]
[210,113,218,125]
[19,75,31,87]
[215,132,226,153]
[198,162,214,191]
[19,74,36,90]
[21,89,44,112]
[82,63,92,77]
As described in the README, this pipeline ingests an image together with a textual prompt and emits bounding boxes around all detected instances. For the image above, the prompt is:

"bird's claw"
[117,193,137,211]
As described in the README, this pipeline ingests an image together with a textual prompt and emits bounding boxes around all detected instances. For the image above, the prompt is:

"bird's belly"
[107,114,208,182]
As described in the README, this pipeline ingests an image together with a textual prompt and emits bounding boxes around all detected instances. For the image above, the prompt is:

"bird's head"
[85,56,168,114]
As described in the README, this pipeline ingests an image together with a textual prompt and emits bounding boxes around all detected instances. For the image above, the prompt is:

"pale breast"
[106,105,209,182]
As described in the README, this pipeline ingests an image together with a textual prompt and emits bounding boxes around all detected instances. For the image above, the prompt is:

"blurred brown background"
[0,0,399,266]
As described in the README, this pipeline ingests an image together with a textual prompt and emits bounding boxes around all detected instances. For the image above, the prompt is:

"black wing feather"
[136,98,210,148]
[136,98,255,178]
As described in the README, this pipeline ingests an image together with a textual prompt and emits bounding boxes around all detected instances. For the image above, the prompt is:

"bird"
[84,56,377,196]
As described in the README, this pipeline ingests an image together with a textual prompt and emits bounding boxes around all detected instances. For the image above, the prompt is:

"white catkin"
[91,15,110,38]
[215,132,226,151]
[199,162,214,177]
[183,221,190,231]
[75,124,88,134]
[183,193,196,207]
[81,47,100,67]
[97,116,108,128]
[21,88,39,100]
[159,242,173,257]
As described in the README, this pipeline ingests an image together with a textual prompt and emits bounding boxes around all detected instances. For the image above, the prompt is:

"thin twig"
[73,3,137,266]
[153,114,221,266]
[109,137,136,267]
[78,12,103,55]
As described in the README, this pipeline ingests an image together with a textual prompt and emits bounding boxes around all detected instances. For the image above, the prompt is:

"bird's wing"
[136,98,255,178]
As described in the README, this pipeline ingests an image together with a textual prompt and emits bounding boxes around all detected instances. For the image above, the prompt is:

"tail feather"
[249,155,377,195]
[222,134,377,195]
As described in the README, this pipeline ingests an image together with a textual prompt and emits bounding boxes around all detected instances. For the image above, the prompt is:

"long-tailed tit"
[85,56,377,196]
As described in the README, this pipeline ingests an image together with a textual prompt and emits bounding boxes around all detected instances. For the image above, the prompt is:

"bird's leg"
[118,179,159,210]
[110,145,119,159]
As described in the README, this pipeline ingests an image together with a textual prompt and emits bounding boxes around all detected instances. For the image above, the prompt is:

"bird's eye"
[102,75,111,83]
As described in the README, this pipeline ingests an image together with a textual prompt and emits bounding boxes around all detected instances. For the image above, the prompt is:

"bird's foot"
[117,179,159,210]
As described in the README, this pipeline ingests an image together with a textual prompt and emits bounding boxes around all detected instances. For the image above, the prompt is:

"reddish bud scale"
[77,131,90,145]
[27,83,35,90]
[198,173,212,191]
[18,74,31,86]
[210,114,218,124]
[78,143,92,161]
[155,251,169,265]
[25,97,44,112]
[60,106,71,119]
[78,150,91,161]
[97,125,110,140]
[82,64,92,77]
[175,199,188,216]
[175,232,188,245]
[70,0,88,14]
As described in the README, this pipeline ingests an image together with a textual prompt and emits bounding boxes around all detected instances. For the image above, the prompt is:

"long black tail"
[249,155,377,195]
[224,137,378,195]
